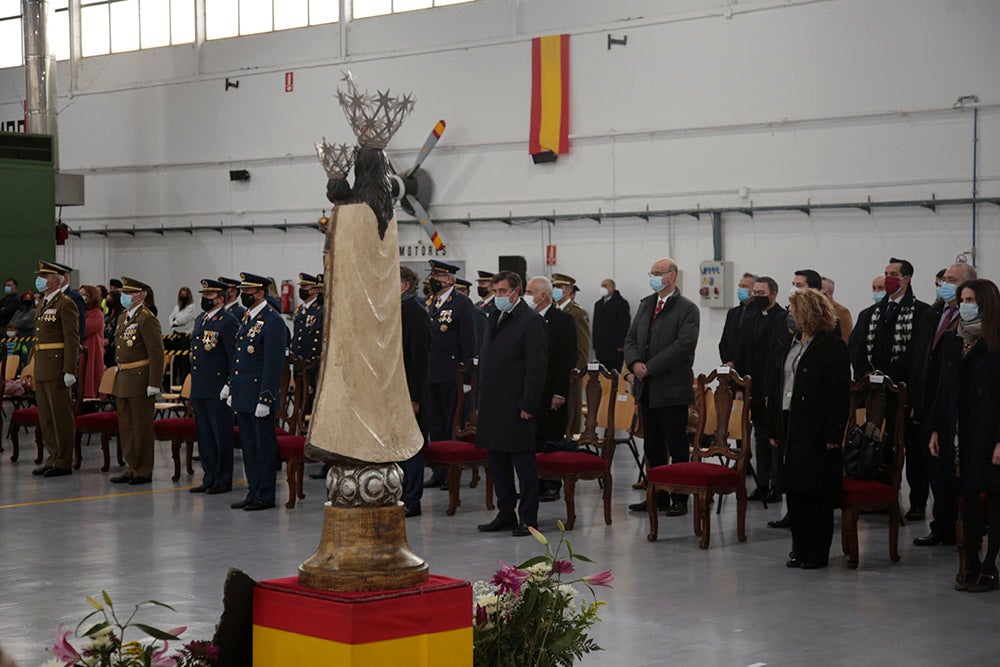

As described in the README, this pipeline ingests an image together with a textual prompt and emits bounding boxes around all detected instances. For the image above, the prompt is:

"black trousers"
[903,415,929,510]
[787,492,836,565]
[927,433,959,539]
[639,393,689,503]
[488,450,539,527]
[961,488,1000,575]
[427,382,458,483]
[751,399,777,493]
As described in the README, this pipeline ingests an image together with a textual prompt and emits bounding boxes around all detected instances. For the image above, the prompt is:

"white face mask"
[522,294,536,309]
[789,285,801,296]
[598,287,609,298]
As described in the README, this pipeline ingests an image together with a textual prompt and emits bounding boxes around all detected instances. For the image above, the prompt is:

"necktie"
[653,299,665,318]
[932,306,956,348]
[886,300,899,320]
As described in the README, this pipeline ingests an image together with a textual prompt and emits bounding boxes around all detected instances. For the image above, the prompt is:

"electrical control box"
[698,260,732,309]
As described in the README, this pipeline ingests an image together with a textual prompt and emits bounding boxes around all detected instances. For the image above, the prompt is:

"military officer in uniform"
[290,272,324,362]
[455,277,472,298]
[189,279,239,494]
[552,273,591,431]
[425,260,477,487]
[52,262,87,349]
[218,276,247,319]
[110,276,165,485]
[31,260,80,478]
[474,270,496,309]
[225,272,287,511]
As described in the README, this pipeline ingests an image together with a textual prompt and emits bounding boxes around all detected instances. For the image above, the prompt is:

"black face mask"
[240,292,256,308]
[298,287,310,301]
[106,293,119,307]
[751,296,769,310]
[21,299,34,310]
[428,278,444,294]
[201,297,216,312]
[477,286,490,298]
[179,294,191,307]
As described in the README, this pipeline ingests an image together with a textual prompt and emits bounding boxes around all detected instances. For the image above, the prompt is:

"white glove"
[63,373,76,387]
[226,395,232,407]
[463,384,472,394]
[219,385,230,400]
[146,386,159,397]
[255,402,270,418]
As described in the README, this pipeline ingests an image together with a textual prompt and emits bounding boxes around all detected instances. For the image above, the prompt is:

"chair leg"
[693,492,702,537]
[34,427,43,465]
[171,438,181,482]
[956,498,966,584]
[9,422,19,462]
[736,487,747,543]
[841,510,850,555]
[470,467,481,489]
[445,465,461,516]
[602,471,613,526]
[646,486,659,542]
[699,492,711,549]
[297,458,305,499]
[73,430,83,470]
[185,440,195,475]
[846,507,860,569]
[889,501,901,563]
[100,432,111,472]
[285,459,297,509]
[484,467,495,511]
[564,478,577,531]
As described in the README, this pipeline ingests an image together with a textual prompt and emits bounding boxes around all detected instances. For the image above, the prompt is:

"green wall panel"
[0,133,56,295]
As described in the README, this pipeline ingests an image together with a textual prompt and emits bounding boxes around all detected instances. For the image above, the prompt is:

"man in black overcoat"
[525,276,577,503]
[398,266,433,517]
[592,278,631,372]
[476,271,547,536]
[719,272,758,366]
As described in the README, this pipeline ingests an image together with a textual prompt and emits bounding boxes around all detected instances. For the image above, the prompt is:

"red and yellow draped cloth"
[530,34,570,162]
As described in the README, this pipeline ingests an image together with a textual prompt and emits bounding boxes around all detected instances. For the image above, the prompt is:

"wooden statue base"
[298,503,428,592]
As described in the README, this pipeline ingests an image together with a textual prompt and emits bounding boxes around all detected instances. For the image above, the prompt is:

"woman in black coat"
[928,279,1000,592]
[767,288,850,569]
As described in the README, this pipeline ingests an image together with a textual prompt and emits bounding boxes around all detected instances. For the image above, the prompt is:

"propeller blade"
[406,119,446,177]
[406,194,444,251]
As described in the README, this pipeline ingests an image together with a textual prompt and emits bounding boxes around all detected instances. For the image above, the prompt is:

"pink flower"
[490,562,530,595]
[582,570,614,588]
[150,642,174,667]
[552,559,574,575]
[50,625,81,663]
[166,626,187,639]
[184,640,220,660]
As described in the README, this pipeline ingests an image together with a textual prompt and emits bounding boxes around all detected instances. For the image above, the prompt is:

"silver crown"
[336,70,415,149]
[315,138,355,179]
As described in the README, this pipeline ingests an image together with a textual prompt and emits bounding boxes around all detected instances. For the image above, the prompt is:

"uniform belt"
[36,343,65,350]
[118,359,150,370]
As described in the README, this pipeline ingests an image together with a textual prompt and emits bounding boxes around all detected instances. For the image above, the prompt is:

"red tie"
[932,306,956,348]
[653,298,665,318]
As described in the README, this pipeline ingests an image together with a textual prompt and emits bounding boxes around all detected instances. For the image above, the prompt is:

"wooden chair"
[73,364,124,472]
[152,375,196,482]
[595,372,645,486]
[275,356,316,509]
[646,368,752,549]
[424,360,494,516]
[7,350,40,463]
[536,365,619,530]
[839,372,906,569]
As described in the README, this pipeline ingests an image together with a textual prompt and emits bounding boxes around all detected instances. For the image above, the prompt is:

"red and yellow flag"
[530,34,570,161]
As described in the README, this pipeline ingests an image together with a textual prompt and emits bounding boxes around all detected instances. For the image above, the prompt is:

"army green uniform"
[34,291,80,469]
[113,305,164,478]
[561,299,591,433]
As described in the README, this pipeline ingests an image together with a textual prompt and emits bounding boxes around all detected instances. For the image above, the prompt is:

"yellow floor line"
[0,480,247,510]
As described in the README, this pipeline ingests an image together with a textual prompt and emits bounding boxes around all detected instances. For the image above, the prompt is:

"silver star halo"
[315,138,355,179]
[337,70,416,149]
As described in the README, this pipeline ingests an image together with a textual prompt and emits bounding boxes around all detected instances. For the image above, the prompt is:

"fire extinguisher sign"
[546,245,557,266]
[284,72,294,92]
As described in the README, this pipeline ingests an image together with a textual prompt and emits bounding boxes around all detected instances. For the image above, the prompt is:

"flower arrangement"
[472,521,613,667]
[41,592,218,667]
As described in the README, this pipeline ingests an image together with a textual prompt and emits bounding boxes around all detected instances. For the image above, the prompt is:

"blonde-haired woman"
[767,288,851,569]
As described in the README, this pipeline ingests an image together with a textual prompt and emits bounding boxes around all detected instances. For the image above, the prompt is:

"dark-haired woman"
[929,278,1000,593]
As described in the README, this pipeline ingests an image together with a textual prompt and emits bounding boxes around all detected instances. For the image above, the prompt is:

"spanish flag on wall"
[529,34,570,164]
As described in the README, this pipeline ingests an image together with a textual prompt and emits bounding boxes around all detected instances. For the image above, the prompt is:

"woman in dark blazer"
[928,279,1000,592]
[767,288,851,569]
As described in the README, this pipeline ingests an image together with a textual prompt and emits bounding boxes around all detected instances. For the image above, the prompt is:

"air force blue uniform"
[190,290,239,491]
[427,286,477,441]
[290,298,324,360]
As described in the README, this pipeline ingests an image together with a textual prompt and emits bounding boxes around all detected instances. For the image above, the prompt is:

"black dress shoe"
[424,479,445,489]
[231,499,252,509]
[512,524,537,537]
[765,490,782,503]
[244,501,277,512]
[539,489,561,503]
[904,508,925,521]
[189,484,209,494]
[747,488,765,502]
[404,504,422,518]
[628,499,670,512]
[205,485,232,495]
[43,467,72,478]
[799,561,829,570]
[32,466,51,476]
[913,532,956,547]
[768,514,791,529]
[665,500,688,517]
[955,570,977,591]
[477,516,518,532]
[128,476,152,485]
[110,475,133,484]
[785,558,802,568]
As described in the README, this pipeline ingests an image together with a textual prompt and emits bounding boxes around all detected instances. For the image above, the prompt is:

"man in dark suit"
[719,272,758,366]
[398,266,432,518]
[525,276,577,503]
[847,274,887,377]
[624,257,700,516]
[225,272,287,512]
[425,260,477,487]
[734,276,786,502]
[458,277,488,349]
[218,276,247,320]
[476,271,547,536]
[189,279,239,495]
[592,278,631,372]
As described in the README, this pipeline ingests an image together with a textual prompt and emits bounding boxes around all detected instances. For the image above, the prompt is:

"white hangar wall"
[0,0,997,373]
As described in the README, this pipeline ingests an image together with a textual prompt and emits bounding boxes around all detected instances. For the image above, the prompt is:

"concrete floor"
[1,434,998,666]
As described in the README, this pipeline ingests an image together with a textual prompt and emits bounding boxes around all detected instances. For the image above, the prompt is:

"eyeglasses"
[649,271,675,278]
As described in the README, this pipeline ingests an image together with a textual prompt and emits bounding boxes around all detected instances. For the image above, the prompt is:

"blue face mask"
[551,287,564,301]
[959,302,979,321]
[649,275,665,293]
[3,285,11,295]
[937,283,957,303]
[35,276,48,293]
[119,293,133,310]
[872,290,886,303]
[737,287,750,303]
[494,295,513,313]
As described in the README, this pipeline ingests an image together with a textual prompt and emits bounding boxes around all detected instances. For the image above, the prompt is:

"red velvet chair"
[646,368,751,548]
[275,356,317,509]
[839,372,906,569]
[424,360,494,516]
[536,365,620,531]
[152,375,196,482]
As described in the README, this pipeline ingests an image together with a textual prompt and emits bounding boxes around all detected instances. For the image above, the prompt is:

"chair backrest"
[452,359,478,440]
[573,365,619,464]
[97,366,117,395]
[848,372,907,490]
[3,351,17,381]
[691,367,752,471]
[275,356,294,431]
[594,372,636,434]
[287,355,320,436]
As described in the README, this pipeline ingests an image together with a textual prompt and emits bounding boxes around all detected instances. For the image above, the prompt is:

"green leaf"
[82,621,111,637]
[140,599,177,612]
[518,555,549,569]
[573,554,594,563]
[134,623,181,640]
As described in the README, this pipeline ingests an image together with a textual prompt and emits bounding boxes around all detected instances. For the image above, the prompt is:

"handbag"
[843,421,885,480]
